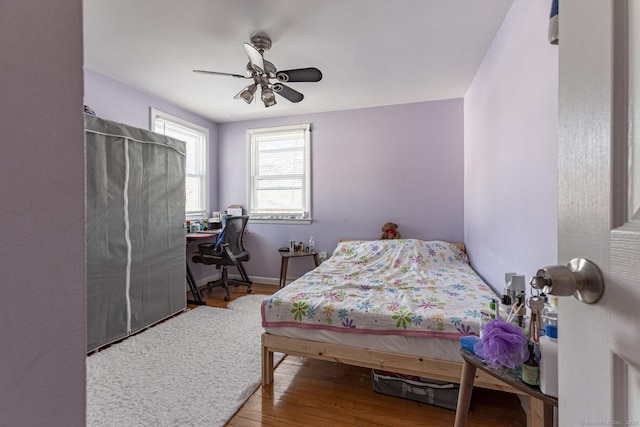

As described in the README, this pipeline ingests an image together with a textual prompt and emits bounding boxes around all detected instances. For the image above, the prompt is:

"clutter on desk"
[539,295,559,397]
[285,238,317,253]
[208,220,222,230]
[288,240,306,252]
[190,209,244,231]
[539,323,558,397]
[503,273,527,327]
[464,272,559,396]
[207,212,222,230]
[541,295,558,328]
[227,205,243,216]
[522,341,540,386]
[460,335,480,353]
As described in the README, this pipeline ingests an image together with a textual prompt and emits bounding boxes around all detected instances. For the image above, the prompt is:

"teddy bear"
[380,222,401,239]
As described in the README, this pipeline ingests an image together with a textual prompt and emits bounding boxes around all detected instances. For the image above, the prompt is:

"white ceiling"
[83,0,514,123]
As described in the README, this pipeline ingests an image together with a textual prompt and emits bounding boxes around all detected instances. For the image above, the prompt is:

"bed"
[260,239,547,423]
[262,240,494,382]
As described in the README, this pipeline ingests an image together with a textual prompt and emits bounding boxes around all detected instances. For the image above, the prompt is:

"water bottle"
[308,236,315,253]
[539,324,559,397]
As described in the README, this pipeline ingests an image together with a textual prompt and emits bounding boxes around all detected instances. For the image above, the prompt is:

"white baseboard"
[197,273,281,287]
[237,275,280,286]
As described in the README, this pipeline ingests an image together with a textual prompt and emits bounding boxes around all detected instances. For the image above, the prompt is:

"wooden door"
[558,0,640,423]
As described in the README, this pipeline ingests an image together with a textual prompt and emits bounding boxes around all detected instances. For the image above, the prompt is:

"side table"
[279,250,320,287]
[455,348,558,427]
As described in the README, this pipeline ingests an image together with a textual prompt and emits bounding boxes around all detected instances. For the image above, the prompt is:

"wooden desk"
[186,232,218,304]
[455,348,558,427]
[279,250,320,287]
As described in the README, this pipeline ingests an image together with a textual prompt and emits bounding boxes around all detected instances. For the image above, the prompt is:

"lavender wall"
[0,1,86,424]
[84,68,218,142]
[464,0,558,291]
[218,100,465,282]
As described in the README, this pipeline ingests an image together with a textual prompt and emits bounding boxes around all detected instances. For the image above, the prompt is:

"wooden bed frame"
[260,240,545,425]
[261,332,545,426]
[261,333,508,389]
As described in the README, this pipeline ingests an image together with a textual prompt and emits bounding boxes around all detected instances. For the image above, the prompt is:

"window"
[151,109,209,219]
[247,124,311,223]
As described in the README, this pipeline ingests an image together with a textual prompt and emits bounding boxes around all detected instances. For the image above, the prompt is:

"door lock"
[530,258,605,304]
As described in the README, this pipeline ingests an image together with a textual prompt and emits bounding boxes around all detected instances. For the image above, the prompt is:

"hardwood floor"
[188,284,527,427]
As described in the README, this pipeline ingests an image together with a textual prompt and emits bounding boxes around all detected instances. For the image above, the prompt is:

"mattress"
[263,325,463,362]
[262,239,497,361]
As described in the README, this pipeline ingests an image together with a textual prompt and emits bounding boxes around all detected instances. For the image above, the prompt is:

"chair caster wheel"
[247,288,252,294]
[224,295,230,301]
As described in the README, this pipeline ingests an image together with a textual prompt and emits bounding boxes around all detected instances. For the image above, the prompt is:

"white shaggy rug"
[87,305,283,427]
[226,293,270,313]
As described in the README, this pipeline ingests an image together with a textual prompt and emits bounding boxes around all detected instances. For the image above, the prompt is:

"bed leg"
[261,335,274,386]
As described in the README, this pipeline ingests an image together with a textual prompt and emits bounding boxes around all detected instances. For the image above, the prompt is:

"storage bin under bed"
[371,370,459,410]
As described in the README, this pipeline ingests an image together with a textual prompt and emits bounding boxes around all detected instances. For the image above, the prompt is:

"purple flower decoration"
[457,323,472,334]
[342,318,356,328]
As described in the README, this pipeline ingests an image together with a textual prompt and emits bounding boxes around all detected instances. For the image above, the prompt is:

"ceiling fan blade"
[276,67,323,83]
[193,70,248,79]
[272,83,304,103]
[243,43,265,74]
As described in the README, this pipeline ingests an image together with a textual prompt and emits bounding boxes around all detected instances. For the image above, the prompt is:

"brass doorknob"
[530,258,605,304]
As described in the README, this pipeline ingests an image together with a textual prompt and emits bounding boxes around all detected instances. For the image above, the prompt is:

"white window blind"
[151,109,209,218]
[247,124,311,221]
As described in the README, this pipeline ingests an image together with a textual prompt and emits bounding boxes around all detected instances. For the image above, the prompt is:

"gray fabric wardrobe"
[85,114,187,353]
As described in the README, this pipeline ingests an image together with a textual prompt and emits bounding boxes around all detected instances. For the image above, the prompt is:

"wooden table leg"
[279,257,288,287]
[312,253,319,267]
[454,360,477,427]
[527,397,554,427]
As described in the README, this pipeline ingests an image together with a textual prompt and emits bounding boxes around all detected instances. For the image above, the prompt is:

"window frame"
[150,108,209,220]
[246,124,312,224]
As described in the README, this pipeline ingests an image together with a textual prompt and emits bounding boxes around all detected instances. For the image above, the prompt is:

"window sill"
[249,217,312,225]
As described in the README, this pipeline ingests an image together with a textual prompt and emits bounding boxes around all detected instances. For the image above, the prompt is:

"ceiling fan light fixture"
[261,85,276,107]
[234,83,257,104]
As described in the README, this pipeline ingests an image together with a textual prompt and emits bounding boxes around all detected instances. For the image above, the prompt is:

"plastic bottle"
[308,236,315,253]
[479,302,496,338]
[539,324,558,397]
[498,294,511,320]
[541,296,558,331]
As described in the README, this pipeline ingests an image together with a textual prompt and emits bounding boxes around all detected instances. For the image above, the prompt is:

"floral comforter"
[261,239,497,339]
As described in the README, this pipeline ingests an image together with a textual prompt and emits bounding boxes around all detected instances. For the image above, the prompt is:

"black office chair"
[192,215,252,301]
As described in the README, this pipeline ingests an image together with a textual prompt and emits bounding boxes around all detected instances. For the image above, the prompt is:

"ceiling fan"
[193,33,323,108]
